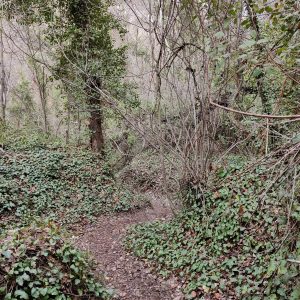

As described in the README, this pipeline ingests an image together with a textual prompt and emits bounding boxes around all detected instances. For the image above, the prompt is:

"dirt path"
[75,193,183,300]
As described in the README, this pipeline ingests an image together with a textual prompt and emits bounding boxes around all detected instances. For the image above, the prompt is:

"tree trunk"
[0,19,6,124]
[89,106,104,152]
[39,67,48,133]
[88,77,104,152]
[245,0,270,114]
[77,108,81,147]
[65,102,71,145]
[69,0,104,152]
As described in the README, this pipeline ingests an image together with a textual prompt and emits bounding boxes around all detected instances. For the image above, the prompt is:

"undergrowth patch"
[126,162,300,299]
[0,148,138,227]
[0,220,112,299]
[0,126,64,151]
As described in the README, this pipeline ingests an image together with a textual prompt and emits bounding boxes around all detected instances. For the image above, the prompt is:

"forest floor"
[75,192,184,300]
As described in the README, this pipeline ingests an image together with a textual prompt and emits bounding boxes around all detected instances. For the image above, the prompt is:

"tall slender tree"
[0,13,7,124]
[4,0,126,151]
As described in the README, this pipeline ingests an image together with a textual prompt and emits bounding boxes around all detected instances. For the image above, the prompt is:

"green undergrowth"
[0,148,139,227]
[126,162,300,299]
[0,220,112,299]
[0,126,64,151]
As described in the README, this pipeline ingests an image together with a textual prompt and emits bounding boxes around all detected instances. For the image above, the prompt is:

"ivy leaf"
[16,276,24,286]
[257,38,268,44]
[292,134,300,143]
[2,250,11,259]
[265,6,273,13]
[4,292,12,300]
[215,31,225,38]
[240,40,256,49]
[266,260,277,278]
[15,290,29,299]
[277,288,286,297]
[40,288,48,296]
[291,286,300,300]
[22,273,30,282]
[253,69,263,78]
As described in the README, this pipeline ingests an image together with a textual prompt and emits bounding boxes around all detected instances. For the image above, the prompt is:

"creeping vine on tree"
[3,0,127,152]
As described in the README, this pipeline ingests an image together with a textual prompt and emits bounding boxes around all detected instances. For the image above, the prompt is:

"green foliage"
[0,147,137,226]
[8,78,37,129]
[0,221,112,299]
[126,161,300,299]
[0,127,64,151]
[4,0,127,96]
[3,0,130,149]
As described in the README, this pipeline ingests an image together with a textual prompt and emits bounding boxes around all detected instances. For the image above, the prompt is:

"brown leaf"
[213,191,221,199]
[214,292,222,299]
[238,205,244,216]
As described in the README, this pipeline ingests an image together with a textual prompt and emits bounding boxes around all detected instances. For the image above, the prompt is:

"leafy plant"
[0,220,112,299]
[0,127,63,151]
[126,158,300,299]
[0,148,138,226]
